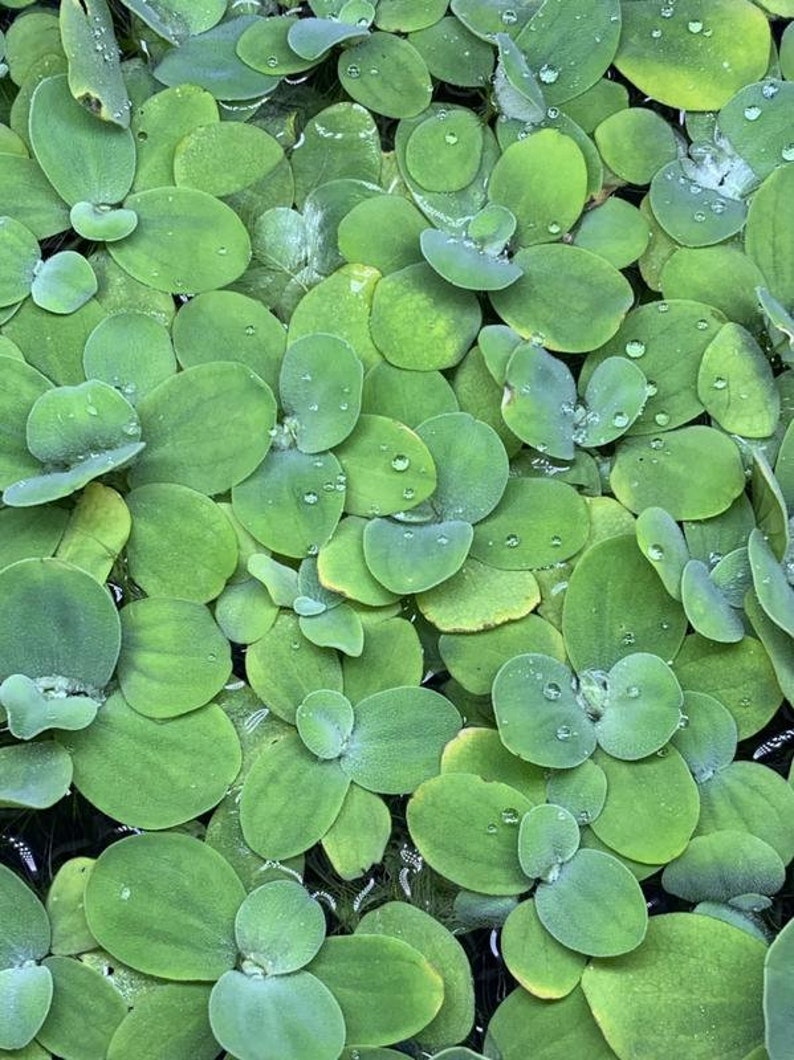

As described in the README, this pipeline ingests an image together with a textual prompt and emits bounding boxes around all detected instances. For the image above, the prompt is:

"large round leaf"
[235,880,326,974]
[582,913,766,1059]
[415,412,508,523]
[117,598,231,718]
[83,311,177,402]
[765,918,794,1060]
[0,742,73,809]
[132,362,276,496]
[0,964,53,1052]
[209,969,345,1060]
[0,557,120,689]
[363,517,473,594]
[64,692,242,829]
[174,121,283,197]
[407,773,533,894]
[36,955,126,1060]
[535,848,648,957]
[662,831,786,903]
[341,686,461,794]
[338,32,432,118]
[106,982,215,1060]
[501,899,587,1000]
[485,985,616,1060]
[745,165,794,307]
[614,0,770,110]
[0,863,50,967]
[84,833,245,980]
[696,761,794,864]
[490,244,633,352]
[109,187,251,294]
[0,217,39,308]
[279,333,363,454]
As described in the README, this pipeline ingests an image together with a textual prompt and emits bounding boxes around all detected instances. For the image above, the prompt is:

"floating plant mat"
[1,0,794,1058]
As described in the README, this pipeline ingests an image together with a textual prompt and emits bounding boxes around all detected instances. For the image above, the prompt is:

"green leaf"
[363,517,473,594]
[441,727,547,804]
[420,228,523,291]
[36,956,126,1060]
[209,969,345,1060]
[614,0,770,110]
[120,0,226,42]
[594,107,678,185]
[117,597,231,718]
[671,690,738,783]
[590,747,700,864]
[594,653,684,760]
[0,216,39,308]
[745,164,794,307]
[582,913,766,1059]
[518,804,580,881]
[0,862,50,966]
[0,156,70,239]
[502,899,586,999]
[338,32,432,119]
[296,689,355,760]
[696,761,794,864]
[30,251,97,314]
[59,0,130,126]
[1,673,100,740]
[0,742,73,809]
[536,848,648,957]
[109,187,251,294]
[64,691,241,829]
[662,831,786,903]
[130,83,219,194]
[371,263,481,370]
[355,902,474,1050]
[84,832,245,980]
[235,880,326,974]
[407,772,533,895]
[765,918,794,1060]
[491,244,633,352]
[235,15,319,76]
[0,965,53,1053]
[106,982,215,1060]
[308,934,443,1046]
[681,559,745,643]
[132,362,275,496]
[498,342,577,459]
[279,333,363,454]
[174,121,282,197]
[322,784,391,880]
[338,195,427,276]
[239,731,351,859]
[45,858,97,958]
[649,160,747,249]
[416,555,540,633]
[546,760,608,828]
[83,311,177,402]
[611,427,746,520]
[749,528,794,638]
[405,109,483,193]
[485,984,616,1060]
[341,686,461,794]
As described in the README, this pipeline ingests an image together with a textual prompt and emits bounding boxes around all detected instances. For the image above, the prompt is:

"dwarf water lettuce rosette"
[1,0,794,1057]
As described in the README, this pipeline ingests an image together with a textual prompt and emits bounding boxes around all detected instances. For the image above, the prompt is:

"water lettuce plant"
[1,0,794,1057]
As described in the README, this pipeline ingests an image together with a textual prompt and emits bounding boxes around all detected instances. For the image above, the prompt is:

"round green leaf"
[232,448,345,559]
[415,412,508,523]
[36,955,125,1060]
[582,913,766,1059]
[64,692,242,829]
[322,782,391,881]
[235,880,326,974]
[338,32,432,118]
[491,244,633,353]
[405,109,483,193]
[308,933,443,1046]
[126,483,237,603]
[420,228,523,291]
[84,832,245,980]
[660,246,765,329]
[696,761,794,864]
[130,83,219,194]
[174,121,282,197]
[681,558,745,643]
[279,333,363,454]
[83,312,177,403]
[415,555,540,633]
[341,686,461,794]
[363,517,473,594]
[29,74,135,206]
[296,689,355,760]
[485,984,616,1060]
[501,899,587,1000]
[535,847,648,957]
[291,105,380,207]
[0,216,39,308]
[117,598,231,718]
[498,341,577,459]
[109,187,251,294]
[746,163,794,308]
[370,263,481,370]
[0,863,50,967]
[240,731,351,859]
[236,15,319,76]
[649,160,747,249]
[562,534,687,672]
[589,747,700,864]
[338,194,427,275]
[662,831,786,903]
[0,965,53,1053]
[749,528,794,638]
[611,427,746,520]
[172,290,285,394]
[106,982,215,1060]
[0,356,53,490]
[488,130,587,246]
[518,804,580,881]
[409,15,495,88]
[0,557,120,690]
[0,741,73,809]
[493,653,596,769]
[765,918,794,1060]
[132,362,276,496]
[69,202,138,242]
[407,772,533,894]
[635,505,689,600]
[209,969,345,1060]
[546,760,608,828]
[0,156,70,240]
[441,726,547,805]
[614,0,770,110]
[594,107,678,185]
[670,690,737,783]
[594,653,684,761]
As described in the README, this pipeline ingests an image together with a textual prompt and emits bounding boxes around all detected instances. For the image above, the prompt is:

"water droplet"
[693,210,707,223]
[762,82,779,99]
[550,534,562,548]
[303,491,318,505]
[621,631,636,646]
[660,620,671,630]
[649,437,664,451]
[687,19,703,32]
[244,324,256,336]
[501,8,518,24]
[444,132,458,145]
[391,454,410,472]
[555,725,572,741]
[539,64,559,84]
[543,681,562,700]
[657,302,669,313]
[744,105,762,121]
[346,64,361,78]
[651,27,662,38]
[505,533,520,549]
[648,543,665,561]
[306,543,319,556]
[486,822,498,834]
[612,411,630,428]
[678,714,689,728]
[656,746,669,758]
[120,886,131,901]
[739,695,751,708]
[501,808,520,825]
[436,535,449,546]
[660,4,674,16]
[308,402,319,412]
[403,529,414,540]
[266,55,278,67]
[625,340,646,358]
[547,106,560,119]
[217,246,228,255]
[402,487,415,500]
[547,221,561,235]
[695,319,709,330]
[654,411,671,427]
[782,144,794,162]
[626,685,640,699]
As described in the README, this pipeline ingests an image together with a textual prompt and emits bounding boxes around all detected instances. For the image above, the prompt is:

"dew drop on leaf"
[647,543,665,561]
[505,533,520,548]
[391,454,410,471]
[555,725,572,741]
[625,340,646,358]
[539,64,559,84]
[543,681,562,700]
[501,808,520,825]
[303,491,318,505]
